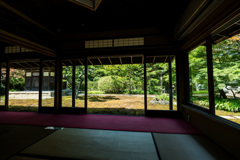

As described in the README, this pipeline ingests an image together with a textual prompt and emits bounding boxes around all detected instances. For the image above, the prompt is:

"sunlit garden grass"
[8,95,176,114]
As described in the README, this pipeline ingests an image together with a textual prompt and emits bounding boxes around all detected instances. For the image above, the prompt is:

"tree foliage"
[189,34,240,99]
[98,76,125,93]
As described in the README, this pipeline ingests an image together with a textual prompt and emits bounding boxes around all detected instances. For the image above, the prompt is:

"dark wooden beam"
[98,58,102,65]
[78,59,84,66]
[0,1,56,36]
[88,59,93,65]
[153,56,156,64]
[0,30,56,57]
[164,56,168,63]
[108,57,112,65]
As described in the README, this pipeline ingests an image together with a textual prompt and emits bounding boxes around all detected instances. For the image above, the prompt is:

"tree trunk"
[75,70,84,99]
[75,78,83,99]
[219,89,227,99]
[226,86,237,99]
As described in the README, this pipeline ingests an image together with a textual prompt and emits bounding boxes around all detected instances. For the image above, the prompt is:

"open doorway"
[8,59,40,112]
[87,63,144,115]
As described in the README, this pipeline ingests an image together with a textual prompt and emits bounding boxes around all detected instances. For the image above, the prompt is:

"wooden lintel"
[98,58,103,65]
[108,57,112,65]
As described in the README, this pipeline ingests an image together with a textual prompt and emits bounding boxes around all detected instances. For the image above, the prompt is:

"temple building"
[0,0,240,159]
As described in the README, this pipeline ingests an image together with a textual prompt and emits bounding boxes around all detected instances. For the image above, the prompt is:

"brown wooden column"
[144,55,147,113]
[168,56,173,110]
[176,51,189,110]
[5,61,9,110]
[72,60,76,107]
[55,57,62,111]
[85,57,88,112]
[38,59,43,109]
[206,37,215,115]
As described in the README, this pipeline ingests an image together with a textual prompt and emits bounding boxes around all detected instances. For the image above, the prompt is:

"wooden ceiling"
[0,0,239,60]
[1,0,190,34]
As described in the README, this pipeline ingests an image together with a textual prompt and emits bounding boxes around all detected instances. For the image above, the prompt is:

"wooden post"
[85,57,88,112]
[5,61,9,110]
[144,55,147,113]
[168,56,173,110]
[55,57,62,111]
[38,59,43,109]
[72,60,76,108]
[176,52,189,110]
[206,37,215,115]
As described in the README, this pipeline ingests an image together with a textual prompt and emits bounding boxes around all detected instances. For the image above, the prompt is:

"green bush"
[124,90,144,94]
[9,77,24,91]
[88,90,104,94]
[192,96,240,112]
[0,80,6,96]
[215,98,240,112]
[88,81,98,90]
[98,76,125,93]
[193,90,208,94]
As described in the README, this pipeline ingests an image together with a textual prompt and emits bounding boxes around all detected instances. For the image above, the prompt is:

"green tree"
[98,76,125,93]
[213,34,240,98]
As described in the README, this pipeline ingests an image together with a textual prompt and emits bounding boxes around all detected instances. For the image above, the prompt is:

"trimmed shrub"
[88,81,98,90]
[98,76,124,93]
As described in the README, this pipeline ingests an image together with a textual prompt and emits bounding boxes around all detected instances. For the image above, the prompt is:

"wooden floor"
[0,124,235,160]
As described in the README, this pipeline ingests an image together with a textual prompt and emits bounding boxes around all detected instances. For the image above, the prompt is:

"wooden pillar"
[144,55,147,113]
[206,37,215,115]
[176,52,189,109]
[5,61,9,110]
[55,57,62,111]
[38,59,43,109]
[72,60,76,107]
[168,56,173,110]
[85,57,88,112]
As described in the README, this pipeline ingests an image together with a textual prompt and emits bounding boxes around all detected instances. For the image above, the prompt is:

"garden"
[1,34,240,124]
[189,34,240,124]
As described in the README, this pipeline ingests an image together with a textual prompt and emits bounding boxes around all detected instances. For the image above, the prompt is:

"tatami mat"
[153,133,234,160]
[0,125,55,160]
[21,128,159,160]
